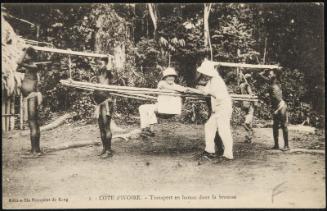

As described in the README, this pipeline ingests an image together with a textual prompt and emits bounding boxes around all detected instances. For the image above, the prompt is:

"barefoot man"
[240,73,255,143]
[93,57,114,158]
[257,69,290,151]
[19,47,43,157]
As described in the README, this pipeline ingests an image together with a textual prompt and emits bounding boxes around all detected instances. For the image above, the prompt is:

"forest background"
[3,3,325,128]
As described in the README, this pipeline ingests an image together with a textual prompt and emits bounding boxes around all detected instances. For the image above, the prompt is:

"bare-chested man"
[240,73,255,143]
[19,47,43,157]
[257,69,289,151]
[93,57,114,158]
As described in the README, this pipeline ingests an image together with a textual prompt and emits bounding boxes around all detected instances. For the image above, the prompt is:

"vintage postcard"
[2,2,325,209]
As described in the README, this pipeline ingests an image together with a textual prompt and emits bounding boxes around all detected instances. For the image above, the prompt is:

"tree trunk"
[20,113,74,136]
[204,4,210,47]
[204,3,213,60]
[44,129,142,153]
[263,36,268,64]
[147,3,158,39]
[114,43,126,72]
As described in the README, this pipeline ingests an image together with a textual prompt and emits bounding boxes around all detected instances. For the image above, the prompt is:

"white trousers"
[205,106,234,159]
[139,104,158,129]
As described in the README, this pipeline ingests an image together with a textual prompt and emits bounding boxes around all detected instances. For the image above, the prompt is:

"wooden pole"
[10,96,15,130]
[211,61,280,69]
[6,97,11,131]
[2,96,6,132]
[61,79,260,99]
[31,46,113,58]
[22,38,53,47]
[61,80,185,94]
[1,114,20,117]
[68,54,72,79]
[263,36,268,64]
[60,80,259,102]
[62,81,193,97]
[19,94,24,129]
[236,67,240,86]
[168,54,171,67]
[36,25,40,42]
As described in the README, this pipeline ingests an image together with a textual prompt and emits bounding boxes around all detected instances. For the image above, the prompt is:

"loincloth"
[23,91,43,121]
[273,100,287,115]
[94,98,112,118]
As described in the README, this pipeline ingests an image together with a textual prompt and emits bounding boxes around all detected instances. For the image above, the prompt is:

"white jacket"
[203,76,232,113]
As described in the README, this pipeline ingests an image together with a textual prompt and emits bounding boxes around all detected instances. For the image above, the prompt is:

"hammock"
[60,79,259,102]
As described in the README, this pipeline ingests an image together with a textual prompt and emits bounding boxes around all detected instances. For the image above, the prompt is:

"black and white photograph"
[1,2,325,209]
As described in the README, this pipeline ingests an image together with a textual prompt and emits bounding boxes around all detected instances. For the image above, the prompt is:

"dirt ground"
[2,120,325,209]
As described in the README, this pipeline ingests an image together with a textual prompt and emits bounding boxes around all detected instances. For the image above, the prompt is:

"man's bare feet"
[281,146,290,151]
[97,149,107,156]
[21,151,43,158]
[34,151,44,157]
[100,150,113,159]
[271,145,279,150]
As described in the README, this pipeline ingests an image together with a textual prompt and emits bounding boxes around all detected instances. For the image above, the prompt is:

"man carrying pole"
[93,57,115,158]
[256,69,290,151]
[189,59,234,161]
[240,73,255,143]
[18,47,43,157]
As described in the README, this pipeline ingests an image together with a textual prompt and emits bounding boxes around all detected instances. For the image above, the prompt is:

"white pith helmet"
[196,59,218,77]
[162,67,177,79]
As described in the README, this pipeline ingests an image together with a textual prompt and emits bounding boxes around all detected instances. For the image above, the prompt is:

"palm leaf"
[2,16,27,97]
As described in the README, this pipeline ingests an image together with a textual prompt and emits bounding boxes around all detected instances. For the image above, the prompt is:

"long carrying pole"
[60,80,259,102]
[61,79,203,97]
[211,61,280,70]
[31,46,113,59]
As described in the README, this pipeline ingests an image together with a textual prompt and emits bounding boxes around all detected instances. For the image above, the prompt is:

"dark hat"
[100,57,109,63]
[25,47,38,60]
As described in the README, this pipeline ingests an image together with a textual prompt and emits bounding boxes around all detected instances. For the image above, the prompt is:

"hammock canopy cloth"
[60,79,259,102]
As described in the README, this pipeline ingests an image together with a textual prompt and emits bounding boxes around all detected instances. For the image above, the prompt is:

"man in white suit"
[192,59,234,161]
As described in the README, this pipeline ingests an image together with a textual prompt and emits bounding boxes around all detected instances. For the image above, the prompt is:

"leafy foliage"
[4,3,324,127]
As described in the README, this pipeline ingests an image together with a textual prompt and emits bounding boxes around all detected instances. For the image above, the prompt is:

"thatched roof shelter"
[2,14,27,97]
